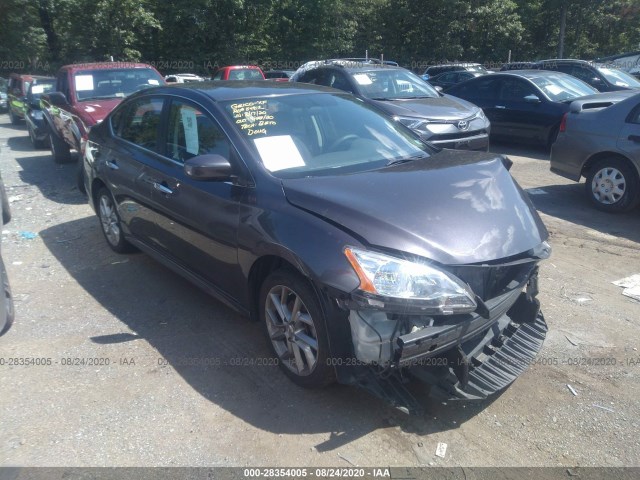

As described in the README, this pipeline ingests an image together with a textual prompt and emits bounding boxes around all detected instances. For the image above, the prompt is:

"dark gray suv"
[292,64,491,151]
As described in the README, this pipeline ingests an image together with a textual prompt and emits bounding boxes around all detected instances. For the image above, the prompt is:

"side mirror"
[48,92,69,107]
[524,94,541,104]
[184,154,233,181]
[434,85,443,93]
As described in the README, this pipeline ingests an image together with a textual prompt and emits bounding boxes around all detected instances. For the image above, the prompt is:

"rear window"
[228,69,264,81]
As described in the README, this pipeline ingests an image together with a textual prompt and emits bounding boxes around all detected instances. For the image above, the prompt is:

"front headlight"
[344,247,477,314]
[393,115,432,134]
[475,108,486,121]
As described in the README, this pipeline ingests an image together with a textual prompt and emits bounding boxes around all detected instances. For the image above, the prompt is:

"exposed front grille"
[447,261,537,301]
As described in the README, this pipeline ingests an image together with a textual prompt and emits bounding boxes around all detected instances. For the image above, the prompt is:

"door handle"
[629,134,640,143]
[153,182,173,195]
[106,159,119,170]
[495,105,506,109]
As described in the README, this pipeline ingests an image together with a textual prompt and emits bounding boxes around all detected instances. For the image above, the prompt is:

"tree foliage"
[1,0,639,75]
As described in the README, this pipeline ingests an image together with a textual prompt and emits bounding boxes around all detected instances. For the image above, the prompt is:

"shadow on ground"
[14,151,83,205]
[490,140,550,161]
[528,181,640,244]
[39,216,500,450]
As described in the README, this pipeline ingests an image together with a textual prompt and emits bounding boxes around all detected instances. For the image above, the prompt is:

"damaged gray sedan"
[84,82,550,413]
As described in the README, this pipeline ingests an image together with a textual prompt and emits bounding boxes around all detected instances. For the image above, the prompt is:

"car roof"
[148,80,342,102]
[490,69,575,80]
[311,64,406,75]
[61,62,155,72]
[9,73,52,81]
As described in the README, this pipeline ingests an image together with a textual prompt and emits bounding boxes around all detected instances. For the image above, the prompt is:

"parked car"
[292,64,490,151]
[83,81,550,412]
[264,70,296,82]
[7,73,53,125]
[446,70,598,147]
[41,62,164,190]
[0,78,8,112]
[596,51,640,79]
[165,73,205,83]
[0,171,14,337]
[421,63,489,81]
[212,66,265,81]
[537,59,640,92]
[24,77,56,149]
[428,70,486,90]
[550,91,640,212]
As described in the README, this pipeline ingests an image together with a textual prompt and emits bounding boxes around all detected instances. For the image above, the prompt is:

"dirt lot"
[0,114,638,468]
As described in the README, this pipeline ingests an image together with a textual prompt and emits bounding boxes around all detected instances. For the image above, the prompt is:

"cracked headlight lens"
[344,247,477,314]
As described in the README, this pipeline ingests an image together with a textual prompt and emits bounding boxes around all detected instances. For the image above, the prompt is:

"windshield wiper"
[386,153,428,166]
[79,95,120,102]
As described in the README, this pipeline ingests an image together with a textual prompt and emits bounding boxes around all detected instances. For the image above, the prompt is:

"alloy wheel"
[99,193,121,246]
[264,285,319,376]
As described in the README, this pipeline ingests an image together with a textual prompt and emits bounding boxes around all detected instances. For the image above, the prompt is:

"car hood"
[369,94,479,120]
[282,150,548,265]
[77,99,123,125]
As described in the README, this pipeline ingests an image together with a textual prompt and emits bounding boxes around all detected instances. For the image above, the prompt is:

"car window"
[528,73,597,101]
[352,69,439,99]
[300,69,327,85]
[598,67,640,88]
[212,70,224,80]
[73,68,163,102]
[222,93,431,178]
[456,76,501,100]
[228,69,263,80]
[569,66,598,84]
[500,78,537,101]
[327,71,352,92]
[166,100,231,164]
[117,97,164,152]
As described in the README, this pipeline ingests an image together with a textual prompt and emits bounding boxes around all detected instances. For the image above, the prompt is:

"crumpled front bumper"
[337,264,547,414]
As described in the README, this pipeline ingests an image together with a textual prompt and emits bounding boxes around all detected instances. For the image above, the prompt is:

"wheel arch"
[581,151,639,180]
[247,255,304,322]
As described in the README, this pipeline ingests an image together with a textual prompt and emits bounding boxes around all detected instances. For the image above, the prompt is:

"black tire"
[259,268,335,388]
[76,159,87,194]
[546,125,559,150]
[50,130,72,164]
[9,108,20,125]
[585,157,640,213]
[0,179,11,225]
[95,188,135,253]
[0,259,15,336]
[28,123,48,149]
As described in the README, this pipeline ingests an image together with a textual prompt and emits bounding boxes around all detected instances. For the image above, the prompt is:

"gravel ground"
[0,114,638,468]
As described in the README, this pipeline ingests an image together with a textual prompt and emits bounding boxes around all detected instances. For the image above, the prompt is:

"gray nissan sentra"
[83,81,550,413]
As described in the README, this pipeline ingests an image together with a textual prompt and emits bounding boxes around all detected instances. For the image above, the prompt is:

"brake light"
[559,113,568,133]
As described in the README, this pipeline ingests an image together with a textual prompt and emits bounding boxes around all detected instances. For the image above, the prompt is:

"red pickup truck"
[42,62,164,189]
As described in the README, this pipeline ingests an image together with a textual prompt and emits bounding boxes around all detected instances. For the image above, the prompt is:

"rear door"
[617,102,640,164]
[495,77,555,142]
[104,96,165,241]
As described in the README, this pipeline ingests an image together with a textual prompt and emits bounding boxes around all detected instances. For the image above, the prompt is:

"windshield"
[352,69,440,100]
[597,67,640,88]
[29,80,56,100]
[529,73,597,101]
[73,68,163,102]
[223,93,431,178]
[466,64,489,73]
